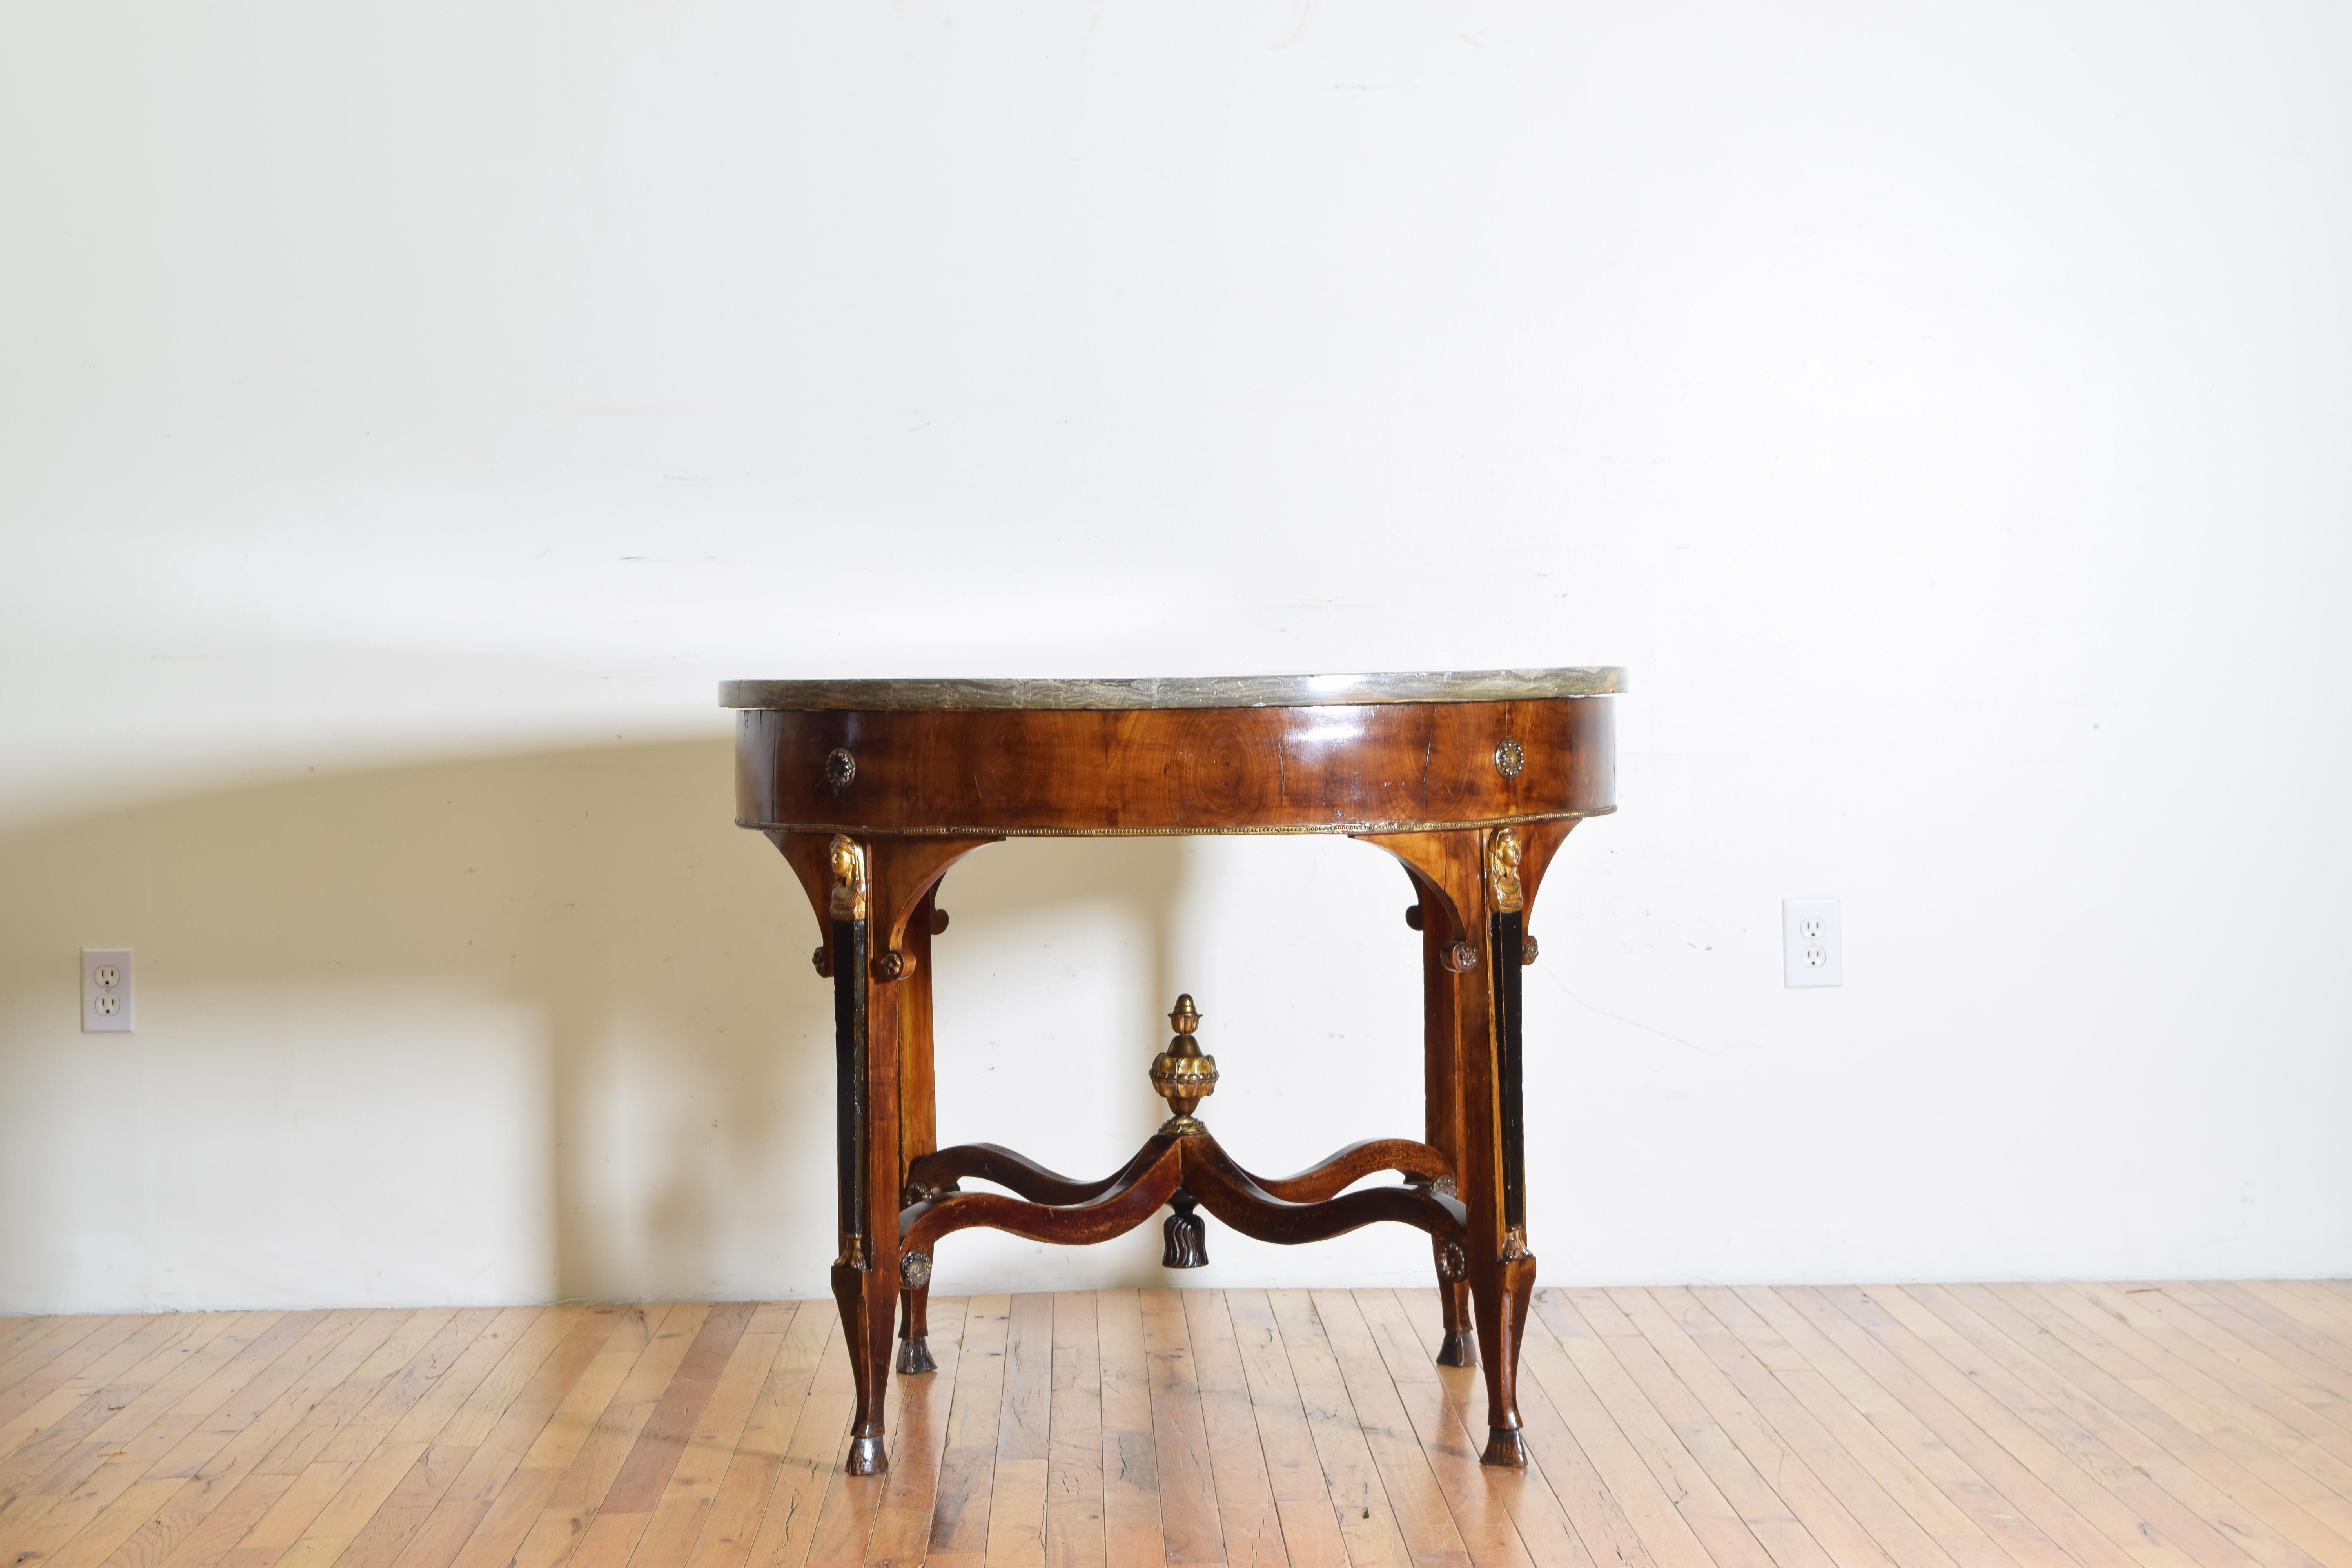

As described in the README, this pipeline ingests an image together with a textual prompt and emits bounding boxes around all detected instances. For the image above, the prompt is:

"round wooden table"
[724,669,1622,1474]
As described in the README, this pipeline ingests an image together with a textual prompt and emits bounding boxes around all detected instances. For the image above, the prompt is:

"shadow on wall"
[0,738,1187,1313]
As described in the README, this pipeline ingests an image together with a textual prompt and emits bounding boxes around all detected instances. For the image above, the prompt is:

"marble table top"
[720,668,1624,711]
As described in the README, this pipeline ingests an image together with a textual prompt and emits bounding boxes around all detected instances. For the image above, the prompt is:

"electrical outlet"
[82,948,134,1033]
[1782,900,1841,988]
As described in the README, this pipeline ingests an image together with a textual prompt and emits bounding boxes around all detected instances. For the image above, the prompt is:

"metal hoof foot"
[845,1434,887,1475]
[896,1334,937,1374]
[1480,1427,1528,1468]
[1436,1328,1477,1368]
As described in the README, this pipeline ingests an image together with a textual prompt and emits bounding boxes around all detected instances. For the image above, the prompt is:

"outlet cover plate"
[83,948,134,1033]
[1782,899,1842,988]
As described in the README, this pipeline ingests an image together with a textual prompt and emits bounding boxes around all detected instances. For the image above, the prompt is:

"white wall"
[2,1,2347,1314]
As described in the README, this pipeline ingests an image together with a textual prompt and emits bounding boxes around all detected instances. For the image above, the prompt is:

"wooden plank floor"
[3,1284,2349,1568]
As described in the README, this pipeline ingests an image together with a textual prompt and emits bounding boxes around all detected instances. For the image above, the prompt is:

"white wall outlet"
[82,948,134,1033]
[1782,899,1842,988]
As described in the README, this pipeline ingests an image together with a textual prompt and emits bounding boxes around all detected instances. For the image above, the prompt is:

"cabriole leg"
[1473,826,1537,1465]
[1364,825,1562,1465]
[782,832,991,1474]
[896,886,944,1375]
[822,835,897,1475]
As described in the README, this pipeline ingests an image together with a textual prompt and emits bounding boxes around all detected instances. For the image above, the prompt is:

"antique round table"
[723,669,1622,1475]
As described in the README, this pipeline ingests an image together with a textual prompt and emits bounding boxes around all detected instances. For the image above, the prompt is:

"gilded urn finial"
[1150,994,1218,1136]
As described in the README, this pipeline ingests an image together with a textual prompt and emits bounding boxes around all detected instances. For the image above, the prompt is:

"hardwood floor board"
[379,1309,632,1568]
[1933,1283,2352,1568]
[506,1303,707,1568]
[929,1294,1012,1568]
[283,1304,577,1568]
[2260,1289,2352,1353]
[314,1309,509,1468]
[219,1456,354,1561]
[236,1310,454,1486]
[436,1308,669,1568]
[1140,1290,1224,1568]
[150,1310,377,1481]
[629,1487,716,1568]
[1240,1290,1416,1568]
[0,1317,71,1384]
[983,1292,1056,1568]
[381,1308,556,1453]
[602,1325,786,1568]
[671,1319,790,1505]
[1734,1286,2078,1568]
[2097,1290,2352,1442]
[602,1301,757,1517]
[5,1313,324,1568]
[432,1307,591,1454]
[1670,1290,1961,1568]
[1705,1287,2000,1564]
[1862,1285,2267,1568]
[2233,1290,2352,1347]
[1097,1290,1168,1568]
[969,1298,1054,1561]
[269,1438,435,1568]
[1220,1301,1322,1502]
[1185,1288,1290,1568]
[737,1308,853,1568]
[1611,1289,1902,1568]
[1042,1291,1107,1568]
[1819,1286,2215,1568]
[2196,1290,2352,1387]
[1989,1287,2352,1524]
[1216,1293,1341,1568]
[66,1312,392,1568]
[1920,1282,2348,1568]
[744,1384,853,1568]
[6,1285,2346,1568]
[1582,1290,1837,1568]
[2044,1287,2352,1491]
[0,1316,112,1414]
[1369,1366,1536,1568]
[862,1296,971,1568]
[148,1468,302,1568]
[62,1312,360,1568]
[1355,1291,1441,1397]
[2162,1289,2352,1412]
[1365,1290,1589,1568]
[1521,1290,1767,1568]
[0,1315,162,1459]
[1,1314,238,1509]
[309,1441,480,1568]
[1289,1290,1475,1568]
[1776,1286,2152,1568]
[46,1473,187,1568]
[1466,1296,1644,1568]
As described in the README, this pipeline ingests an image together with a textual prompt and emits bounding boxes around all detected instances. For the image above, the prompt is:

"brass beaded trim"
[739,807,1613,839]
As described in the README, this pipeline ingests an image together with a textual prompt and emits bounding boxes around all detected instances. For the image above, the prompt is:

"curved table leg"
[896,884,943,1376]
[781,830,994,1476]
[1362,826,1557,1466]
